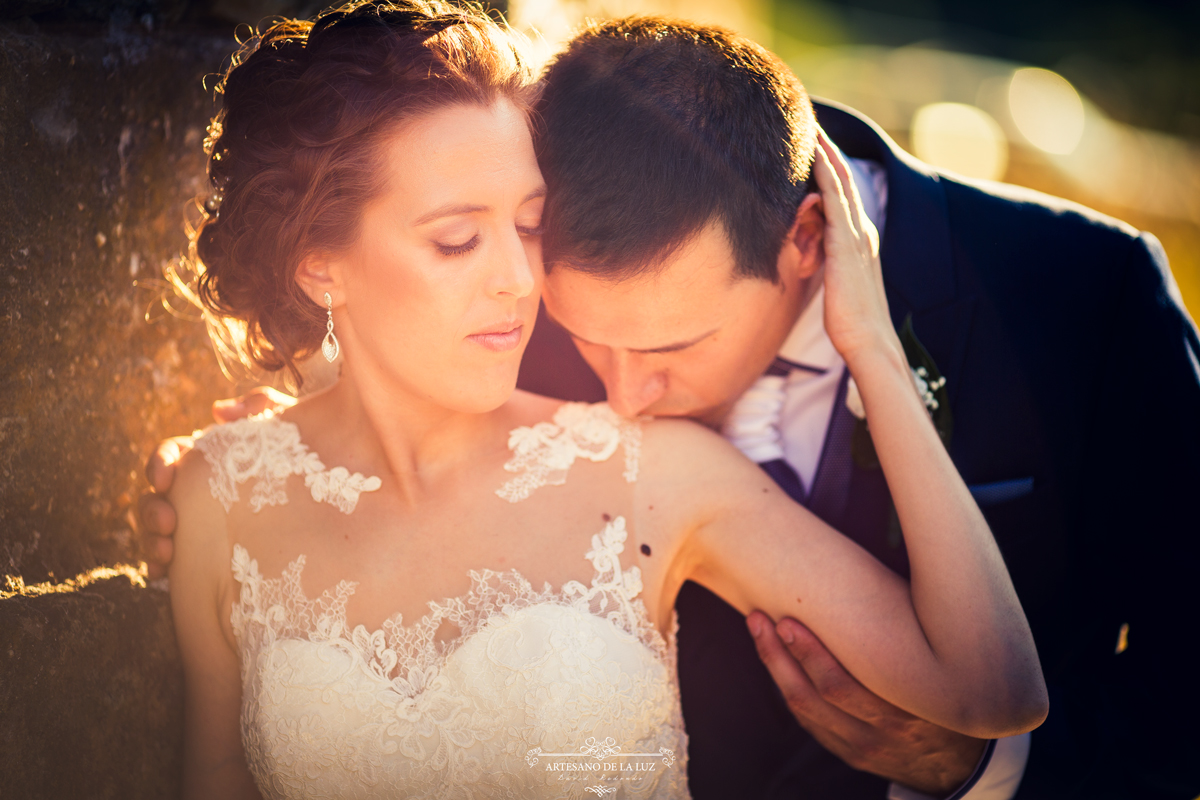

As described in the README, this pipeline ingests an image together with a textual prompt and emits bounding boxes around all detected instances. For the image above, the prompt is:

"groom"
[139,15,1200,800]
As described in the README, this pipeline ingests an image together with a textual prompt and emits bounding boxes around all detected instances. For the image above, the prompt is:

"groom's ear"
[776,191,825,284]
[294,251,344,308]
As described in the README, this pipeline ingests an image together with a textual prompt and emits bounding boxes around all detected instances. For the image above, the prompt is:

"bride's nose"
[487,230,538,299]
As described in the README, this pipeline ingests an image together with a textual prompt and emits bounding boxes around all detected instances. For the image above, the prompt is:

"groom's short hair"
[537,16,818,283]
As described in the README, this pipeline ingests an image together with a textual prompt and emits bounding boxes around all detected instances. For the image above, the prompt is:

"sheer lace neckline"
[193,410,382,514]
[194,402,640,513]
[205,401,661,684]
[231,515,670,689]
[497,402,641,502]
[216,404,686,798]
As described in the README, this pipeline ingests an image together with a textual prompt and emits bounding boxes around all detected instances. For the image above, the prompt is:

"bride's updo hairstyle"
[182,0,535,386]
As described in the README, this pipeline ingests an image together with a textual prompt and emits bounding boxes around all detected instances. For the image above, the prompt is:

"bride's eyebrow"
[414,188,546,226]
[414,203,488,225]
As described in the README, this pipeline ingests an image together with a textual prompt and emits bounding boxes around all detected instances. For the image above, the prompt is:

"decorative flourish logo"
[579,737,623,760]
[583,786,619,796]
[526,737,676,767]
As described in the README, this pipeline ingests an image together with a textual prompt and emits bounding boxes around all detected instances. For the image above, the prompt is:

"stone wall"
[0,3,510,793]
[1,15,235,583]
[0,8,239,795]
[1,569,183,799]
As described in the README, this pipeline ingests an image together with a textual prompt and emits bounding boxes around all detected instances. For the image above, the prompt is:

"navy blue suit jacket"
[517,100,1200,800]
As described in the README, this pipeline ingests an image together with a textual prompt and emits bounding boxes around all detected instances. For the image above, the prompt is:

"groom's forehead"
[546,221,741,299]
[543,236,757,352]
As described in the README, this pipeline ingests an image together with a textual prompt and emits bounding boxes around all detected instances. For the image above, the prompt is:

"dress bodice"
[193,404,689,800]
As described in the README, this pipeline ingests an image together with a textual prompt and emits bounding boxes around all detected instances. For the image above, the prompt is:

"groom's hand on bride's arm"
[136,387,297,579]
[747,611,987,798]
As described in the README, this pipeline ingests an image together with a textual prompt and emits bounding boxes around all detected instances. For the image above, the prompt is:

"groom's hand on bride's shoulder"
[135,387,297,580]
[747,611,987,798]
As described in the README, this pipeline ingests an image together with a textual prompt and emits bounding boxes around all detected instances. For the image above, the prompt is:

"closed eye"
[517,224,543,237]
[435,234,480,256]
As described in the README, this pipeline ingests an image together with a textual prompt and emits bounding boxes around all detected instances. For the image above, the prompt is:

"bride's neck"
[316,359,503,504]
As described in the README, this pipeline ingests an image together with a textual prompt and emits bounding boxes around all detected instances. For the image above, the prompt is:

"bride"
[168,2,1046,798]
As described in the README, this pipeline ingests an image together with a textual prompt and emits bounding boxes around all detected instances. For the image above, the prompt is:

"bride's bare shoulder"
[170,424,235,539]
[640,414,742,463]
[171,408,303,553]
[166,432,238,615]
[638,415,772,502]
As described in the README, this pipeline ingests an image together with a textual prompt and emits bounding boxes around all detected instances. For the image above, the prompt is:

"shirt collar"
[777,284,839,371]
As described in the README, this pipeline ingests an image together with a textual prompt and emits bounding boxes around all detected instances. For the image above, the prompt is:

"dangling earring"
[321,292,340,362]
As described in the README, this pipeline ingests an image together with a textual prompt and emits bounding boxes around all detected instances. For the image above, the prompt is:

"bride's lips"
[467,322,523,352]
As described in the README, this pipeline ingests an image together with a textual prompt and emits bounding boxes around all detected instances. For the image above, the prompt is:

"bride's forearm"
[846,344,1046,735]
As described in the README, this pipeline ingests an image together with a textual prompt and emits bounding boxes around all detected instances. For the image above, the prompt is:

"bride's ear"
[295,251,343,308]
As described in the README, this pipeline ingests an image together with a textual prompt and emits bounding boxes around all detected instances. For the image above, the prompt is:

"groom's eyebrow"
[414,187,547,226]
[549,312,718,354]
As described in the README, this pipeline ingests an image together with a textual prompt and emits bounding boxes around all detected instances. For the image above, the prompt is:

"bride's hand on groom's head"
[746,611,988,796]
[811,130,902,371]
[135,386,297,580]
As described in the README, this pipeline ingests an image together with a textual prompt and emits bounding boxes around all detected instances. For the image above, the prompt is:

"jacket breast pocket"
[967,477,1034,506]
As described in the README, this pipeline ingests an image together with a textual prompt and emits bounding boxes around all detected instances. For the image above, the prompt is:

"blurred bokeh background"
[1,0,1197,582]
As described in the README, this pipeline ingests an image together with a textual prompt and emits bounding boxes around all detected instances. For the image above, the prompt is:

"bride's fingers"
[816,132,886,306]
[811,137,849,214]
[812,142,858,251]
[816,132,866,239]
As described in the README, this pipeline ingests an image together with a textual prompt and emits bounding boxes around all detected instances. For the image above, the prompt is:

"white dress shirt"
[722,155,1030,800]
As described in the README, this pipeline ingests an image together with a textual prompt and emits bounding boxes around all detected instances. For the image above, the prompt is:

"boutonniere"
[847,314,953,470]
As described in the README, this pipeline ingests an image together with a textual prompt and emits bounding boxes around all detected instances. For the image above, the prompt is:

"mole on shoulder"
[762,487,769,493]
[640,543,652,557]
[602,512,612,522]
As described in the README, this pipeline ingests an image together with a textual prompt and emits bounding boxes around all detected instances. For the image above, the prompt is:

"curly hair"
[176,0,536,387]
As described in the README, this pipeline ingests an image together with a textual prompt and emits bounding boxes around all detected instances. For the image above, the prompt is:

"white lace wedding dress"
[193,403,690,800]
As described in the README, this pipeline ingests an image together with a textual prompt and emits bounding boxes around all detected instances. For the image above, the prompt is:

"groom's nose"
[604,352,668,417]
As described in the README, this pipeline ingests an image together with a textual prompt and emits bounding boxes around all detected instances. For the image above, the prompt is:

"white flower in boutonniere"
[850,315,954,469]
[911,366,947,413]
[844,367,947,421]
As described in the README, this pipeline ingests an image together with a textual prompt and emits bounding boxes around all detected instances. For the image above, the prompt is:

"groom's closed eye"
[550,316,719,356]
[629,329,719,355]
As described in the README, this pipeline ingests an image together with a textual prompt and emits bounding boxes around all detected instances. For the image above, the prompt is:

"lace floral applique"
[230,515,667,700]
[193,411,382,515]
[497,402,642,503]
[228,516,683,798]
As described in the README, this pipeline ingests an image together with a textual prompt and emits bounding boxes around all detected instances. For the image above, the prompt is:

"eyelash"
[435,234,480,257]
[434,224,541,257]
